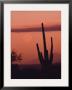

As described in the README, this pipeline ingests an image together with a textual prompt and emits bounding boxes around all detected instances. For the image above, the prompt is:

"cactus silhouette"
[36,43,43,64]
[36,23,53,65]
[50,37,53,64]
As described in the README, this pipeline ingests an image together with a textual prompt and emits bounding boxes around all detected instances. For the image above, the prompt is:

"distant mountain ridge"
[11,25,61,32]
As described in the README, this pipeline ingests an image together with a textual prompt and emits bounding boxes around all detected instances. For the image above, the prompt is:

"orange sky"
[11,11,61,29]
[11,11,61,65]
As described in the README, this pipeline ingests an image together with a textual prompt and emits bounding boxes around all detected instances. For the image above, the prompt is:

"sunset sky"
[11,11,61,29]
[11,11,61,65]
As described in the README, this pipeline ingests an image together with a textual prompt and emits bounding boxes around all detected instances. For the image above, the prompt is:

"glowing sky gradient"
[11,11,61,29]
[11,11,61,65]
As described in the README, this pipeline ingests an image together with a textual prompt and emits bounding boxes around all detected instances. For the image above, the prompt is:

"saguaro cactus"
[36,23,53,65]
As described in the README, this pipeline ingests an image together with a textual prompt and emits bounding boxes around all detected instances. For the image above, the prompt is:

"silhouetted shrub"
[11,51,23,63]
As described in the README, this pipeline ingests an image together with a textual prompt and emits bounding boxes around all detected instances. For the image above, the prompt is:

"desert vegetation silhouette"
[11,22,53,65]
[36,23,53,65]
[11,51,23,63]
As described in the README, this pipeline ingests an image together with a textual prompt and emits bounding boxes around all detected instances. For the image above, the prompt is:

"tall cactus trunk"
[41,23,49,64]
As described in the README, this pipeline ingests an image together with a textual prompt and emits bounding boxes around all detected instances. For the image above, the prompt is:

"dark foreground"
[11,64,61,79]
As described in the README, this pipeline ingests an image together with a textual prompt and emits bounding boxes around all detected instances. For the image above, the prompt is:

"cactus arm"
[36,43,44,64]
[50,37,53,64]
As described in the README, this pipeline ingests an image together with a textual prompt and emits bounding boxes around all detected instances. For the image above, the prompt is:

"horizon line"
[11,25,61,32]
